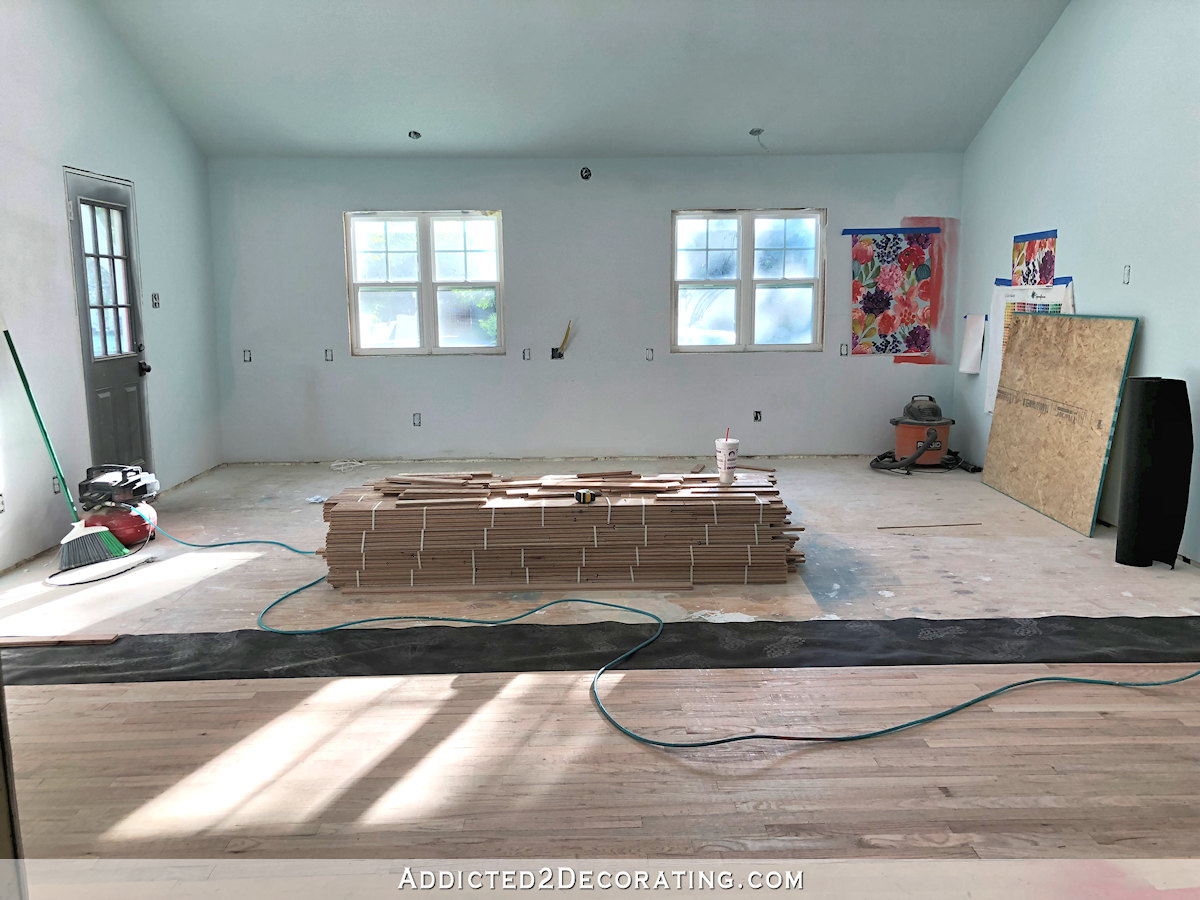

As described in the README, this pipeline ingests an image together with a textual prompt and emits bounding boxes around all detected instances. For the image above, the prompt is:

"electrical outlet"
[243,349,252,363]
[839,343,849,356]
[413,413,421,427]
[1123,265,1131,284]
[522,348,531,360]
[646,348,654,361]
[51,476,61,494]
[151,292,161,308]
[0,494,4,513]
[753,410,762,422]
[324,349,334,362]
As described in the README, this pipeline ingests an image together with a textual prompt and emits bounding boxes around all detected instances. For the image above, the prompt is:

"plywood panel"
[983,314,1137,536]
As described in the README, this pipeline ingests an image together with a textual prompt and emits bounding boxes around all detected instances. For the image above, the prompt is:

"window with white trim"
[671,208,825,351]
[345,210,504,354]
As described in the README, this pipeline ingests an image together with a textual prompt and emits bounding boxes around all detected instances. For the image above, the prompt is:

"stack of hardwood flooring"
[319,470,803,591]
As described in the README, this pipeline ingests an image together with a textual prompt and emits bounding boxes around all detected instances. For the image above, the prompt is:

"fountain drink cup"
[715,438,739,485]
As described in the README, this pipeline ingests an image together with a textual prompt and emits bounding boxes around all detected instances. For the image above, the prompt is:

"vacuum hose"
[870,427,939,472]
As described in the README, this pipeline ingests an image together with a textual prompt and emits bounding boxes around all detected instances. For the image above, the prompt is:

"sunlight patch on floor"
[102,676,455,841]
[359,672,608,825]
[0,550,260,635]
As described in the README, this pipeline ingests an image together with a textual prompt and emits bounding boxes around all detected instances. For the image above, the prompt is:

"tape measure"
[574,489,599,504]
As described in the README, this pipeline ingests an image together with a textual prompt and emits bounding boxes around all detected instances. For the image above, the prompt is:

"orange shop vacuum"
[870,395,980,474]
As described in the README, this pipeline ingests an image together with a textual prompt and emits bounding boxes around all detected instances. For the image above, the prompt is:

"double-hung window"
[345,210,504,354]
[672,208,825,351]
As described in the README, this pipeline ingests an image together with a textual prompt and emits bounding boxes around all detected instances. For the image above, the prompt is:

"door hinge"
[66,199,74,221]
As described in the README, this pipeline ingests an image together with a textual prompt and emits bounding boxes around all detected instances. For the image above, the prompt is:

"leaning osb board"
[983,313,1137,536]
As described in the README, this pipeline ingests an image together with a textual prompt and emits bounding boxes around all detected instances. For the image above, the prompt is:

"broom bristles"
[60,521,130,571]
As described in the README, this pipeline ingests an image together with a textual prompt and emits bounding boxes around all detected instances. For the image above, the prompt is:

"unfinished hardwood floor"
[1,457,1198,637]
[6,662,1199,858]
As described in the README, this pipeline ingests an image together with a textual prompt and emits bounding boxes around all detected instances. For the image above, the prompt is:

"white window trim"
[670,208,826,353]
[345,210,505,356]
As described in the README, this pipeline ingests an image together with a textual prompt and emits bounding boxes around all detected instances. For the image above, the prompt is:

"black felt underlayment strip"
[3,616,1199,685]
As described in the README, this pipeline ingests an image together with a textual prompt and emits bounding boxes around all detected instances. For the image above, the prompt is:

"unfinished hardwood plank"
[320,470,800,591]
[0,634,118,648]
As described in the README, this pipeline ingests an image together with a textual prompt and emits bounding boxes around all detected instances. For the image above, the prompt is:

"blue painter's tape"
[997,275,1073,286]
[840,227,942,235]
[1013,229,1058,242]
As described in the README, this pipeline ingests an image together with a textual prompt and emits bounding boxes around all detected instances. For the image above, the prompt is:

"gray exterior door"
[65,169,152,470]
[0,656,26,897]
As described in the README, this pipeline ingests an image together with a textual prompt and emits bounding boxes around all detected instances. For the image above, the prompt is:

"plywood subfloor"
[6,663,1200,858]
[983,314,1137,535]
[1,457,1198,639]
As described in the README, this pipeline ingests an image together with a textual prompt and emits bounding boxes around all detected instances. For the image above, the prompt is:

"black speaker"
[1116,377,1193,567]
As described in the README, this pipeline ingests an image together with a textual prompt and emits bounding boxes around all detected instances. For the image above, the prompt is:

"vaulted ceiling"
[95,0,1069,158]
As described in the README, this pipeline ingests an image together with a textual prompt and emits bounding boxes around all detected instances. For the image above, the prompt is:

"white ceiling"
[94,0,1069,158]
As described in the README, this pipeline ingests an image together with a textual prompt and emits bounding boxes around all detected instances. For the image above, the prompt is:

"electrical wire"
[136,509,1200,749]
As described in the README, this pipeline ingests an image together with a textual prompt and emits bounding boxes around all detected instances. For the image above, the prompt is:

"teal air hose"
[132,507,1200,749]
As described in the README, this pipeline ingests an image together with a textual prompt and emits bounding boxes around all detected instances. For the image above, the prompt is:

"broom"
[1,314,130,569]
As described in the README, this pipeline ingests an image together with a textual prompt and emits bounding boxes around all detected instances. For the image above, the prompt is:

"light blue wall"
[209,153,962,462]
[955,0,1200,558]
[0,0,220,570]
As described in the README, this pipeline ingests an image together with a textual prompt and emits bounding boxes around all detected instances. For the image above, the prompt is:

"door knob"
[138,361,152,375]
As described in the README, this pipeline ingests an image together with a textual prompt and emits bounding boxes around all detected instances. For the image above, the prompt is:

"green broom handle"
[3,328,80,522]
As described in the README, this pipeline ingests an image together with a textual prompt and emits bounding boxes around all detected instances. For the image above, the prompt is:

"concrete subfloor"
[1,456,1198,638]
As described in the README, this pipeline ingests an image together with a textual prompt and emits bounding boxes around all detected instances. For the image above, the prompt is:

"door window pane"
[81,204,95,254]
[96,208,111,255]
[98,259,114,305]
[89,309,104,357]
[114,258,128,305]
[118,308,132,353]
[111,208,124,256]
[103,308,119,354]
[357,288,420,349]
[677,287,736,345]
[86,258,101,306]
[754,285,814,344]
[437,287,499,348]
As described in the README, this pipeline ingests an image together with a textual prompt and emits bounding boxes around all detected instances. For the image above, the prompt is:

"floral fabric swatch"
[849,229,941,355]
[1011,230,1057,285]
